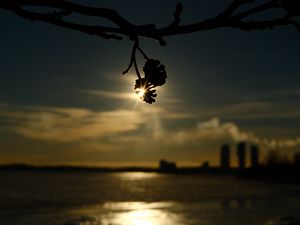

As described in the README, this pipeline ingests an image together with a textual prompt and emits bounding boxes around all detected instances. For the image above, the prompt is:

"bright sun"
[136,88,145,98]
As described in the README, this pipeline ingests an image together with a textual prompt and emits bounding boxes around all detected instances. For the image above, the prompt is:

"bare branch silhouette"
[1,0,299,42]
[1,0,299,103]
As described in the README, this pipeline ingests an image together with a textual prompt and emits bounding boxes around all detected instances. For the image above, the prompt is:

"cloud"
[1,101,299,154]
[77,88,193,120]
[196,101,300,120]
[80,89,134,101]
[75,74,140,100]
[0,100,300,167]
[162,118,254,145]
[159,118,300,150]
[4,107,147,142]
[260,137,300,149]
[78,86,184,107]
[0,89,194,144]
[196,118,254,141]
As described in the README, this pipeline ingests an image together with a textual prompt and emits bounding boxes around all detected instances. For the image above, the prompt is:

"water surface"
[0,171,300,225]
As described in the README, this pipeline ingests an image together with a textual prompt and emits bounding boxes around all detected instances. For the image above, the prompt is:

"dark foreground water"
[0,171,300,225]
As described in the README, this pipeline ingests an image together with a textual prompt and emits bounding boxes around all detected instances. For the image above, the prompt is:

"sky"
[0,0,300,167]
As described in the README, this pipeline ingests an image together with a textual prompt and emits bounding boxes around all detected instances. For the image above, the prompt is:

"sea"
[0,171,300,225]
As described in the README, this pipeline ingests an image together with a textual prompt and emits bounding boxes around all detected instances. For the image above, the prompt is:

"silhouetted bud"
[279,0,300,15]
[134,78,157,104]
[134,78,148,90]
[175,3,183,17]
[143,88,157,104]
[143,59,167,86]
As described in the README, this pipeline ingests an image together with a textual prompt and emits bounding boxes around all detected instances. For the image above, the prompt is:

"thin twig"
[232,0,278,20]
[137,45,149,60]
[168,2,183,27]
[122,41,138,75]
[220,0,255,18]
[133,55,141,80]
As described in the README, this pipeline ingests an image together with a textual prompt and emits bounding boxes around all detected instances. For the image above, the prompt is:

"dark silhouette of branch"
[1,0,299,103]
[168,3,183,28]
[220,0,255,18]
[1,0,299,43]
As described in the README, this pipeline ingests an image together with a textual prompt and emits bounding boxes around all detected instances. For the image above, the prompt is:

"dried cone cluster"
[134,59,167,104]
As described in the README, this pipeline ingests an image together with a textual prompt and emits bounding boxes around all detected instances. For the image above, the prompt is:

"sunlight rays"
[136,88,146,99]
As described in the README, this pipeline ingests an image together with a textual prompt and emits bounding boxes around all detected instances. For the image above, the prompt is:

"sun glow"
[136,88,145,98]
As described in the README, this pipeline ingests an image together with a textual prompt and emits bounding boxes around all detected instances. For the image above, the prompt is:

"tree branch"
[1,0,299,104]
[220,0,255,18]
[232,0,279,20]
[1,0,298,45]
[229,14,295,31]
[168,2,183,28]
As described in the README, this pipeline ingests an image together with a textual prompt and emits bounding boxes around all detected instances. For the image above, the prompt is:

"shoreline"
[1,164,299,186]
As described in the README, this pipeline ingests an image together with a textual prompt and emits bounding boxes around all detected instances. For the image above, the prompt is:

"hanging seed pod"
[134,78,157,104]
[143,59,167,87]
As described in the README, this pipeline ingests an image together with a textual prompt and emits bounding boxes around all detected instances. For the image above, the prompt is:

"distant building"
[293,152,300,167]
[220,144,230,169]
[237,142,246,170]
[250,145,259,168]
[159,159,177,172]
[201,161,210,169]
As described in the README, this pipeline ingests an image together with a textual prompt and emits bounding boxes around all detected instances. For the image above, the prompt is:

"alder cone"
[143,59,167,87]
[134,78,148,90]
[134,78,157,104]
[143,89,157,104]
[280,0,300,15]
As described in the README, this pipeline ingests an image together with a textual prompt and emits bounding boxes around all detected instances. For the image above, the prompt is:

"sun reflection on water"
[72,202,183,225]
[102,202,183,225]
[115,172,160,180]
[116,209,164,225]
